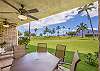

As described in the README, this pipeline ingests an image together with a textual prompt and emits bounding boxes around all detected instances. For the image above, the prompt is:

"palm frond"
[83,5,88,9]
[84,24,87,26]
[77,7,83,10]
[87,8,92,11]
[89,7,96,9]
[88,3,94,7]
[78,9,84,14]
[77,25,80,28]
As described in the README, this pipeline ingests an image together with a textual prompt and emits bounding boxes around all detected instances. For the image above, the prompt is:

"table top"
[11,52,60,71]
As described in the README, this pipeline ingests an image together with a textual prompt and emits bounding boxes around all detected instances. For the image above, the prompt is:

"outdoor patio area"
[0,0,100,71]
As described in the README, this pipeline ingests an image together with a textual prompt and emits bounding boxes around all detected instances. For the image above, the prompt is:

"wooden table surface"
[11,52,60,71]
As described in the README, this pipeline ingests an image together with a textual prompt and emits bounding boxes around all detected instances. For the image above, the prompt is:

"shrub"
[84,52,98,66]
[67,32,76,37]
[85,34,94,37]
[18,37,30,48]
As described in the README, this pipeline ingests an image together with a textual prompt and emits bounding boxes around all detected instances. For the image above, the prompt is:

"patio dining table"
[11,52,60,71]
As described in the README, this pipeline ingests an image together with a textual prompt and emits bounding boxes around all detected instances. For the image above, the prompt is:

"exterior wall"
[0,26,18,48]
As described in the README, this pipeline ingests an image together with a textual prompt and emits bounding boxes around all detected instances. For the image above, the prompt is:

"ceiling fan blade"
[27,8,39,13]
[0,12,17,13]
[1,0,20,13]
[27,15,39,20]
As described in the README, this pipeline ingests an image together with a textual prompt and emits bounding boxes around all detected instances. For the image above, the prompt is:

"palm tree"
[62,26,65,36]
[24,31,30,37]
[43,32,46,36]
[87,30,90,34]
[51,28,55,36]
[29,22,31,41]
[68,28,70,32]
[40,33,43,36]
[76,22,88,38]
[56,26,61,36]
[44,27,50,36]
[78,3,96,38]
[34,28,38,36]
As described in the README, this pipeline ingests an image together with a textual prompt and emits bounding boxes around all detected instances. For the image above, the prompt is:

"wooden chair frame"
[37,43,47,52]
[55,44,66,62]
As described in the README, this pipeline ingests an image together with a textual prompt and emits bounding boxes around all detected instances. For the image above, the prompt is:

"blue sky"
[17,1,98,36]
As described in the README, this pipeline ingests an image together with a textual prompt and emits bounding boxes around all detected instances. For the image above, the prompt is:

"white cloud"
[88,28,98,30]
[72,29,76,32]
[18,1,98,31]
[18,7,79,30]
[81,1,98,17]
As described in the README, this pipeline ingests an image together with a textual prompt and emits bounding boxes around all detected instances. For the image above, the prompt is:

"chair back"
[55,44,66,62]
[13,45,26,59]
[37,43,47,52]
[70,51,80,71]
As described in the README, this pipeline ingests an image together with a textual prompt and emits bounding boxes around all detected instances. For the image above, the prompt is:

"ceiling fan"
[0,17,16,27]
[0,0,39,20]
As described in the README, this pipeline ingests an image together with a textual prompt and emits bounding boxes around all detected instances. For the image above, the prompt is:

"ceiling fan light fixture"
[18,15,27,20]
[3,24,9,27]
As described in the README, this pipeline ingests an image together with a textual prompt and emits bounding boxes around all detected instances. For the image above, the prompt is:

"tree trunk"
[63,31,64,36]
[29,22,31,41]
[82,30,84,38]
[86,10,95,39]
[57,31,59,36]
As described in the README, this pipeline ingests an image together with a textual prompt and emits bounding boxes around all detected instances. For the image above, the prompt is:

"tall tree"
[68,28,70,32]
[78,3,96,38]
[40,33,43,36]
[76,22,88,38]
[51,28,55,36]
[56,26,61,36]
[34,28,38,36]
[29,22,31,41]
[62,26,65,36]
[44,27,50,36]
[43,32,46,36]
[24,31,30,37]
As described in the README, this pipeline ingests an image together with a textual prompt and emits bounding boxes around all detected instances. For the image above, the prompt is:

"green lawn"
[26,36,98,71]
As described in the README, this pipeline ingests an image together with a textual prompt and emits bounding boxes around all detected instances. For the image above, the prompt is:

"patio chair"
[37,43,47,52]
[13,45,27,59]
[55,44,66,63]
[9,45,27,71]
[55,51,81,71]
